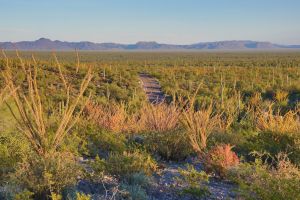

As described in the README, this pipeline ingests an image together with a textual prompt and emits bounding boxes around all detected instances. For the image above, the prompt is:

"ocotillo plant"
[2,50,93,156]
[181,84,221,156]
[0,86,11,105]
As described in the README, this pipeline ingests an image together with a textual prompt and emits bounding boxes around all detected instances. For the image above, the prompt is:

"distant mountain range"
[1,38,300,51]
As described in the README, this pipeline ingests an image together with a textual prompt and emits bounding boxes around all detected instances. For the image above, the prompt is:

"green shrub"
[247,131,300,165]
[89,129,126,155]
[176,164,210,198]
[91,161,151,199]
[125,172,150,188]
[0,183,21,200]
[119,184,148,200]
[0,131,30,182]
[76,192,91,200]
[12,152,82,199]
[89,155,106,182]
[228,154,300,200]
[106,150,157,177]
[144,129,192,161]
[212,129,300,166]
[50,193,62,200]
[119,173,150,200]
[210,129,258,158]
[74,123,127,157]
[14,190,34,200]
[106,83,129,102]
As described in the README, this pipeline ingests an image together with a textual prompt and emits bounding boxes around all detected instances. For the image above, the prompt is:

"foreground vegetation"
[0,51,300,200]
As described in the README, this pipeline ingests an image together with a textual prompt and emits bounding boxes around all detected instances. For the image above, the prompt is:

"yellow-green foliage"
[1,52,91,198]
[50,193,62,200]
[106,150,157,177]
[0,131,30,181]
[145,128,192,161]
[256,105,300,135]
[14,190,34,200]
[176,164,210,198]
[0,51,300,199]
[182,102,221,155]
[13,151,82,196]
[76,193,91,200]
[228,154,300,200]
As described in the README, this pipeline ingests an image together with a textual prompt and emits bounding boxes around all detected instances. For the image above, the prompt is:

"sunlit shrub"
[204,144,239,178]
[106,150,157,177]
[182,102,221,155]
[141,103,181,132]
[274,90,289,106]
[76,192,91,200]
[0,132,29,182]
[14,190,34,200]
[12,152,82,199]
[256,105,300,135]
[85,102,143,133]
[248,92,262,108]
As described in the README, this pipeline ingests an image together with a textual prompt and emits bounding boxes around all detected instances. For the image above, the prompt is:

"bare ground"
[139,73,165,104]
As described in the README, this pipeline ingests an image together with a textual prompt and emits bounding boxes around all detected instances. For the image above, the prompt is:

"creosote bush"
[119,173,150,200]
[75,122,127,157]
[91,149,157,181]
[0,131,30,182]
[176,164,210,198]
[144,128,192,161]
[12,152,82,198]
[106,150,157,177]
[228,153,300,199]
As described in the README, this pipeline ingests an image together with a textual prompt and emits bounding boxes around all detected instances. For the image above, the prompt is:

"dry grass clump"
[85,102,126,132]
[248,92,262,108]
[85,102,143,133]
[85,101,182,133]
[256,105,300,135]
[140,102,191,161]
[140,102,181,132]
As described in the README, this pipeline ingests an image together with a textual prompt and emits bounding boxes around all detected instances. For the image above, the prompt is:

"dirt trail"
[139,73,165,104]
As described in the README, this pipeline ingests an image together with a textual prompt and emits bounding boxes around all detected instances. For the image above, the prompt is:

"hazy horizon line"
[1,37,299,46]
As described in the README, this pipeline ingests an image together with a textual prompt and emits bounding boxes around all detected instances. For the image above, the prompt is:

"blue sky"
[1,0,300,44]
